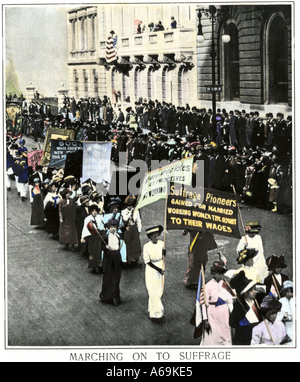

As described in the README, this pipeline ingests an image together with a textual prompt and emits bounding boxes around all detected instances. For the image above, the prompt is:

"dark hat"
[229,270,256,295]
[81,184,91,195]
[64,175,75,184]
[89,204,100,214]
[245,221,261,234]
[107,197,122,211]
[106,218,119,228]
[211,259,227,274]
[236,248,258,265]
[145,225,164,238]
[125,194,136,206]
[260,295,282,314]
[60,188,72,198]
[80,195,90,205]
[266,255,287,271]
[52,175,62,184]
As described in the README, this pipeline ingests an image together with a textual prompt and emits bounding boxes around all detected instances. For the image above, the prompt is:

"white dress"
[277,296,294,344]
[236,234,268,281]
[143,240,165,319]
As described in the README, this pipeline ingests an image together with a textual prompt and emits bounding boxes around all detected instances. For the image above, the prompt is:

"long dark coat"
[30,186,44,226]
[183,231,217,286]
[59,199,78,245]
[229,298,261,345]
[44,198,60,236]
[100,233,122,303]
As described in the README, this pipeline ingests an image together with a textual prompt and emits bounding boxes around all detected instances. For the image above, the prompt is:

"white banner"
[82,142,112,184]
[135,156,194,210]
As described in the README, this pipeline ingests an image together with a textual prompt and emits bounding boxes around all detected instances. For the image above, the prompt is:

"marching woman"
[263,254,289,298]
[277,280,294,344]
[143,225,166,323]
[182,229,217,289]
[58,188,78,251]
[229,271,262,345]
[99,219,123,306]
[75,195,90,255]
[14,157,29,202]
[43,180,61,240]
[81,204,105,274]
[251,295,287,345]
[200,258,234,346]
[236,221,268,282]
[121,194,142,267]
[30,176,45,229]
[233,248,261,283]
[103,197,127,265]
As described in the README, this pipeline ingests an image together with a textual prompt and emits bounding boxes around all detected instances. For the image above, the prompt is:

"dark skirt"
[183,231,217,286]
[100,250,122,303]
[44,203,59,235]
[59,202,78,245]
[30,194,44,226]
[88,233,103,268]
[123,224,141,263]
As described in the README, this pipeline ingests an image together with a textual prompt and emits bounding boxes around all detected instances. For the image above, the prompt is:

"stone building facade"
[67,3,292,115]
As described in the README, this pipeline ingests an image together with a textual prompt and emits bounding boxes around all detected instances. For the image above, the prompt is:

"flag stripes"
[105,35,117,63]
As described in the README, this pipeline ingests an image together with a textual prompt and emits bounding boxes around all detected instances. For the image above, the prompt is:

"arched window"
[178,66,189,106]
[223,23,239,100]
[134,67,142,101]
[122,72,129,102]
[147,67,156,100]
[267,15,288,103]
[162,67,168,102]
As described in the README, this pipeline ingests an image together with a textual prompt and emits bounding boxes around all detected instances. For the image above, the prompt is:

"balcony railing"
[99,27,195,58]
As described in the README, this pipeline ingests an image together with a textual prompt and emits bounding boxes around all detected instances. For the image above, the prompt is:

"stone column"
[57,85,69,109]
[25,83,36,104]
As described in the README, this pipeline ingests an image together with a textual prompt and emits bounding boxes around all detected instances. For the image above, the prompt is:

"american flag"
[269,284,278,298]
[105,34,118,64]
[195,272,207,327]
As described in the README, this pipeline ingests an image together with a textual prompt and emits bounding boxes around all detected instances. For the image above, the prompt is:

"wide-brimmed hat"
[260,295,282,314]
[266,255,287,271]
[106,218,119,228]
[236,248,258,265]
[210,259,227,274]
[281,280,293,293]
[60,188,72,198]
[89,204,100,214]
[106,197,122,211]
[63,175,75,184]
[125,194,136,206]
[230,270,256,295]
[51,175,62,184]
[145,225,164,238]
[245,221,261,234]
[80,195,90,205]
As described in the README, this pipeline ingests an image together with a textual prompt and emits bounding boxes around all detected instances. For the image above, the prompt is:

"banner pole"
[232,184,248,244]
[163,194,168,250]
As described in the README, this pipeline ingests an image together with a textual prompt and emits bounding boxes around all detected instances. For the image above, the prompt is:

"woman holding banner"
[182,230,217,289]
[143,225,166,323]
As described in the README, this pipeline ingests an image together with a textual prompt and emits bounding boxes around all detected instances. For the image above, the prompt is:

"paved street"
[5,141,293,347]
